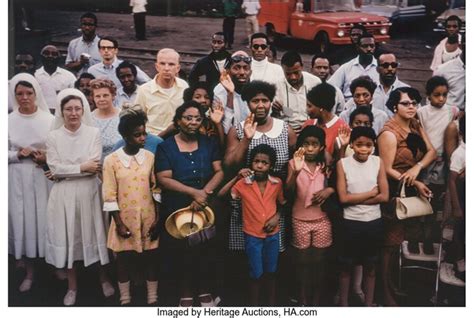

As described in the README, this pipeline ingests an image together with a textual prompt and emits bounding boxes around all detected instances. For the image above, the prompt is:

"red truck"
[258,0,391,53]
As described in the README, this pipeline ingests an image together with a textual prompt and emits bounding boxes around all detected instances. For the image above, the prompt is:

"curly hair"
[89,78,117,97]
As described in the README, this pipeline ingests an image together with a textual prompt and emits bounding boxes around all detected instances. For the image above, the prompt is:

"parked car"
[433,0,465,33]
[259,0,391,53]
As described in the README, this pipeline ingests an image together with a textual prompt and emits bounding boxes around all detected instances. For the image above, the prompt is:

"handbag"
[395,181,433,220]
[186,209,216,247]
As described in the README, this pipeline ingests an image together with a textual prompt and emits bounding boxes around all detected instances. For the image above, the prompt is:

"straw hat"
[165,205,215,239]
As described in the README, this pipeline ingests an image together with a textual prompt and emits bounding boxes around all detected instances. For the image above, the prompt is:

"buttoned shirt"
[434,57,465,111]
[328,56,379,99]
[115,87,138,109]
[430,34,462,71]
[34,66,76,110]
[66,35,102,75]
[274,71,321,129]
[134,76,189,134]
[88,58,151,89]
[371,77,409,117]
[213,83,250,134]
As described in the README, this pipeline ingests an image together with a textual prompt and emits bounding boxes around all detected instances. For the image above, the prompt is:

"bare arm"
[336,160,378,205]
[360,158,389,205]
[444,121,459,164]
[377,131,402,181]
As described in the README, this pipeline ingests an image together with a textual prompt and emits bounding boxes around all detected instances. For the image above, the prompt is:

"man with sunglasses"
[65,12,102,76]
[188,32,231,91]
[35,45,76,112]
[328,32,379,101]
[372,52,409,117]
[249,33,284,86]
[430,15,463,72]
[214,51,252,134]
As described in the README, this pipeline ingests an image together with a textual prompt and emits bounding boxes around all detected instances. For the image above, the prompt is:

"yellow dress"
[103,148,160,252]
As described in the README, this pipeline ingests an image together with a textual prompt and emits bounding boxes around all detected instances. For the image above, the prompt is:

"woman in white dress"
[8,73,55,292]
[45,88,114,306]
[90,79,121,161]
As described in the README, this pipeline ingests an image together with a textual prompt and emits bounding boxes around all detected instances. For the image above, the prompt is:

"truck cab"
[259,0,391,53]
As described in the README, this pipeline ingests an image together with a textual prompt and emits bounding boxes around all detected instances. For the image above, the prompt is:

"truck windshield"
[361,0,398,5]
[313,0,357,13]
[450,0,465,9]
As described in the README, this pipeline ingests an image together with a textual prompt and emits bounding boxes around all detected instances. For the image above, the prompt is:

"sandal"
[179,297,194,307]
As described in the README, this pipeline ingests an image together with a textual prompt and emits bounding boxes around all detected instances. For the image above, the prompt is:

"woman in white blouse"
[8,73,55,293]
[45,88,114,306]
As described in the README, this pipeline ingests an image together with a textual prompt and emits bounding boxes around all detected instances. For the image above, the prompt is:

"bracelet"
[416,162,423,169]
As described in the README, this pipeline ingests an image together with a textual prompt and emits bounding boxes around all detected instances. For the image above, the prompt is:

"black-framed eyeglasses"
[398,101,417,107]
[231,55,252,64]
[81,22,96,27]
[380,62,398,69]
[252,44,268,50]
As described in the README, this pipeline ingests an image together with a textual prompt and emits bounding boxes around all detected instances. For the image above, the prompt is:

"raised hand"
[243,113,257,140]
[293,147,306,172]
[220,69,235,93]
[210,99,225,124]
[238,168,254,179]
[338,126,351,147]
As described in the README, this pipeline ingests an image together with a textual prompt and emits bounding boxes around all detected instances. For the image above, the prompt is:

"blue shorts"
[244,233,279,279]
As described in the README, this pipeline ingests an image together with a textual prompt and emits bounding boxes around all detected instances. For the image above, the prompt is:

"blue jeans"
[244,233,279,279]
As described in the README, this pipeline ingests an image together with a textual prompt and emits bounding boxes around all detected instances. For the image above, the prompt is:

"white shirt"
[214,84,250,134]
[242,0,261,15]
[274,71,321,129]
[35,67,76,110]
[331,83,346,115]
[328,56,379,100]
[371,77,410,117]
[430,34,462,71]
[450,141,465,174]
[130,0,147,13]
[115,87,138,109]
[88,58,151,89]
[339,105,389,135]
[250,57,285,86]
[66,35,102,75]
[434,57,465,111]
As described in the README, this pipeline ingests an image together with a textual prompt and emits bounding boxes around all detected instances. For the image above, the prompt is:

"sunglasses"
[380,62,399,69]
[360,43,375,49]
[81,22,96,27]
[398,101,417,107]
[231,55,252,64]
[252,44,268,50]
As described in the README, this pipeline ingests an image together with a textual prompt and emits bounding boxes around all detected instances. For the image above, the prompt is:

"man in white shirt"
[115,61,139,109]
[434,50,465,112]
[242,0,261,44]
[65,12,102,76]
[430,15,462,72]
[135,48,189,137]
[213,51,252,134]
[311,53,345,115]
[372,52,409,117]
[249,33,285,85]
[88,37,151,89]
[35,45,76,112]
[328,33,379,100]
[273,50,321,133]
[130,0,147,40]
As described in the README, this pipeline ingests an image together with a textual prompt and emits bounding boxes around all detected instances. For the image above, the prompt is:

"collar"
[243,174,280,185]
[252,57,268,67]
[102,58,120,70]
[324,115,339,128]
[150,75,186,94]
[118,86,137,97]
[116,147,146,168]
[81,34,99,45]
[37,66,62,77]
[244,117,283,139]
[353,56,377,67]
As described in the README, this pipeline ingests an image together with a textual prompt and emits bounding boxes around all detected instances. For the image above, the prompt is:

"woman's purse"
[395,180,433,220]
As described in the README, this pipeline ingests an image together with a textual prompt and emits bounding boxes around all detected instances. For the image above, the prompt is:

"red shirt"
[302,115,349,154]
[231,175,286,238]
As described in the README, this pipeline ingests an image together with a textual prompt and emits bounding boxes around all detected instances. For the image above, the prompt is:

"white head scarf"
[52,88,94,130]
[9,73,50,112]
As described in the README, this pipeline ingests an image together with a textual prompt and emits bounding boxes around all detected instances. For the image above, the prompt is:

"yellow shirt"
[135,76,188,135]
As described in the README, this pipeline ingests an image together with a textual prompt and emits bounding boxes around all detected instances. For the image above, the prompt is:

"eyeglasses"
[398,101,417,107]
[252,44,268,50]
[231,55,252,64]
[360,43,375,49]
[81,22,96,27]
[99,46,116,50]
[380,62,398,69]
[181,115,203,122]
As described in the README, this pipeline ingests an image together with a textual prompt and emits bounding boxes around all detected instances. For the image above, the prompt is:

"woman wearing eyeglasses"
[377,87,436,306]
[155,101,224,307]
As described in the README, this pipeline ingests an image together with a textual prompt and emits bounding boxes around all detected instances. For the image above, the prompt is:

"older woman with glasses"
[377,87,436,306]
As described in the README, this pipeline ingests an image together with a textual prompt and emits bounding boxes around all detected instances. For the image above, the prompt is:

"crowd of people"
[9,10,465,307]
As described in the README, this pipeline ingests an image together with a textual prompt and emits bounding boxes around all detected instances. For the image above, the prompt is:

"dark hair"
[213,31,225,37]
[446,15,462,28]
[14,80,35,92]
[311,53,330,68]
[98,36,118,49]
[459,114,465,142]
[241,80,276,103]
[426,76,449,95]
[249,144,277,168]
[250,32,268,44]
[15,51,36,64]
[183,82,214,103]
[385,87,422,113]
[349,107,374,125]
[306,82,335,112]
[351,24,367,33]
[350,126,377,143]
[377,51,395,63]
[118,109,148,139]
[173,100,206,128]
[74,73,95,89]
[357,32,374,45]
[269,45,278,60]
[296,126,326,164]
[116,61,137,78]
[349,76,376,95]
[60,95,83,112]
[80,12,98,25]
[281,50,303,67]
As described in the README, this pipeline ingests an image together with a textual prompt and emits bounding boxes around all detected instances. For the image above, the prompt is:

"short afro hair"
[183,82,214,103]
[350,126,377,143]
[116,61,137,79]
[281,50,303,68]
[349,107,374,126]
[425,76,449,96]
[241,80,276,103]
[249,144,277,168]
[349,76,376,95]
[306,83,335,112]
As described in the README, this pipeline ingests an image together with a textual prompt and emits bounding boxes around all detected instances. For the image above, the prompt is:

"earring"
[394,108,397,113]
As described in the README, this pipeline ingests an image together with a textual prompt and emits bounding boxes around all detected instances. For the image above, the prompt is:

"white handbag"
[395,181,433,220]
